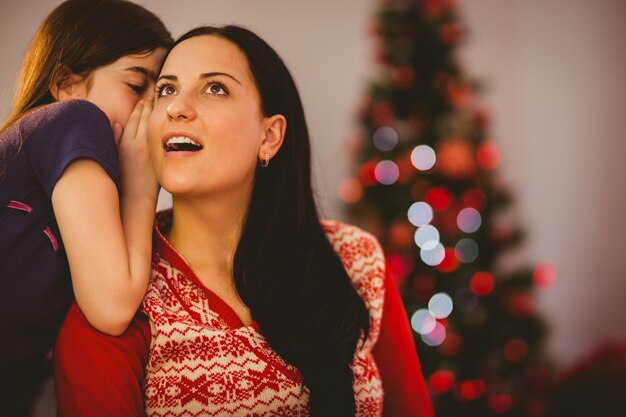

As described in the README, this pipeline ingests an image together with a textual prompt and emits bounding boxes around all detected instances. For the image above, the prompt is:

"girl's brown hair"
[1,0,172,133]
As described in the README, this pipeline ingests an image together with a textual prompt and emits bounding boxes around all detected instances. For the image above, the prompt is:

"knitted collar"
[153,209,259,330]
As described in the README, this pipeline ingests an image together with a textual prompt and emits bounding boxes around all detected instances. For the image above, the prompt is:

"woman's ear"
[259,114,287,161]
[50,65,87,101]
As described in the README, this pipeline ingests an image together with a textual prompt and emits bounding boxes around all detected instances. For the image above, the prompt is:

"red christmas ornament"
[337,178,363,204]
[368,101,394,126]
[477,141,501,170]
[421,0,455,19]
[470,271,495,296]
[370,47,388,67]
[365,21,382,39]
[432,209,458,235]
[446,80,471,109]
[428,370,456,394]
[438,331,462,356]
[391,66,415,89]
[358,161,378,186]
[454,379,486,401]
[440,22,465,45]
[507,292,535,318]
[396,152,416,184]
[490,224,513,243]
[386,253,415,287]
[389,221,415,248]
[425,186,453,212]
[462,189,486,211]
[436,247,460,273]
[436,137,476,179]
[488,394,513,413]
[474,106,492,129]
[504,339,529,363]
[533,261,557,290]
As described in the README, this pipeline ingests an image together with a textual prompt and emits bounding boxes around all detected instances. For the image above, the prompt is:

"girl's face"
[148,35,269,198]
[63,48,166,136]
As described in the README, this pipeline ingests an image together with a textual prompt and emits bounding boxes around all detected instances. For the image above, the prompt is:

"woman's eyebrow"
[156,74,177,83]
[200,72,241,85]
[155,73,242,85]
[124,66,158,82]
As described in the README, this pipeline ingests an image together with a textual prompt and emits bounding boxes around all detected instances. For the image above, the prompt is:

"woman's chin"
[159,178,198,197]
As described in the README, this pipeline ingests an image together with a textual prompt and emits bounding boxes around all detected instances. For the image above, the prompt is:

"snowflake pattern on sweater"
[142,217,386,416]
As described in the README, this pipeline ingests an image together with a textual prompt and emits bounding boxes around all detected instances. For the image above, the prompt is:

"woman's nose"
[166,92,197,121]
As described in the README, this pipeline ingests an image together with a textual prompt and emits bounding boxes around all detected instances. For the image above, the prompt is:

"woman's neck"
[167,193,247,279]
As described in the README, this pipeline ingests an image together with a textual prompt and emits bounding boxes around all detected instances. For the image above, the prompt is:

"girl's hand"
[117,98,159,201]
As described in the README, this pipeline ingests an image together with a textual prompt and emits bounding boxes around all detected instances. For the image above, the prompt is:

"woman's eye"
[157,84,176,97]
[205,83,227,96]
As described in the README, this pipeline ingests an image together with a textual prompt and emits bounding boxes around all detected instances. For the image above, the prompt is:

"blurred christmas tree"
[341,0,555,415]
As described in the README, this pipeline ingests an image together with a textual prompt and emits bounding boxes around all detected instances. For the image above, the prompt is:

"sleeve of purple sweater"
[22,99,120,196]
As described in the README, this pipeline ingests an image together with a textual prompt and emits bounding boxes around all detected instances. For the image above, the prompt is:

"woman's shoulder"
[321,220,384,264]
[321,220,386,348]
[320,219,378,241]
[320,220,385,294]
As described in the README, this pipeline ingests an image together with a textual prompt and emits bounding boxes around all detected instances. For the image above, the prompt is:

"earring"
[261,152,270,168]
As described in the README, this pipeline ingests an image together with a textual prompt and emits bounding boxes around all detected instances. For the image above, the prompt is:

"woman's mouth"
[164,136,204,152]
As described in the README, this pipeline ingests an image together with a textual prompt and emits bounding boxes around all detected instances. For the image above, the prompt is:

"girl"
[55,25,433,417]
[0,0,172,414]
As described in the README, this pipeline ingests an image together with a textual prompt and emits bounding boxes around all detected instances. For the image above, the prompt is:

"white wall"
[458,0,626,367]
[2,2,625,414]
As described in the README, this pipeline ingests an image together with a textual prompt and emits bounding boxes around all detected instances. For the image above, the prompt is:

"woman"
[55,25,433,417]
[0,0,172,414]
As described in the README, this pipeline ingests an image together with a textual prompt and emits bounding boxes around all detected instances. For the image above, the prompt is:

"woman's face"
[148,35,268,198]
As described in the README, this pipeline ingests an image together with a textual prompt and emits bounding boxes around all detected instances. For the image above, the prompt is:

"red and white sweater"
[55,213,434,417]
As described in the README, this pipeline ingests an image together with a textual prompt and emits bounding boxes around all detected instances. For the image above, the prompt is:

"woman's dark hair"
[1,0,172,133]
[169,26,371,416]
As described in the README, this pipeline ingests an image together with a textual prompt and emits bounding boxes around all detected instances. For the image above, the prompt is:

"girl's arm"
[51,99,157,335]
[372,272,435,417]
[55,302,149,417]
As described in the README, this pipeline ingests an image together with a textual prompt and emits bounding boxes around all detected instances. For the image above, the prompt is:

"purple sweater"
[0,100,119,407]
